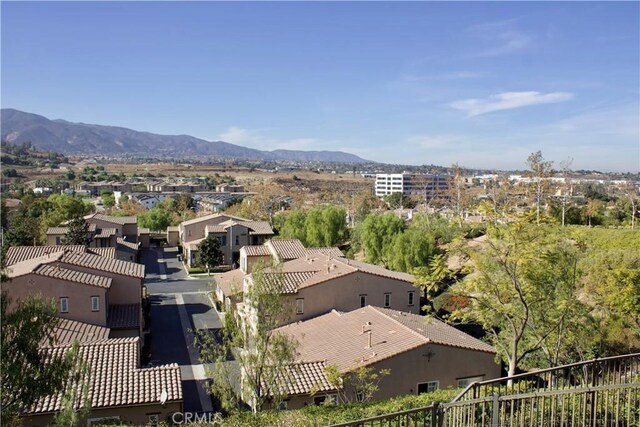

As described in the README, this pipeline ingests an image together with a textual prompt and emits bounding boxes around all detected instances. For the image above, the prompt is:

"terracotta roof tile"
[94,228,118,238]
[276,306,495,373]
[261,271,318,294]
[86,213,137,225]
[27,338,181,414]
[238,220,274,235]
[34,264,112,289]
[107,304,140,329]
[61,251,145,279]
[5,246,84,266]
[47,319,110,346]
[306,247,345,258]
[213,269,245,298]
[117,237,140,251]
[242,245,272,257]
[87,247,117,259]
[268,239,307,260]
[265,361,336,397]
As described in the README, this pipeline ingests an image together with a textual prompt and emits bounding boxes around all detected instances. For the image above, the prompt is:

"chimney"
[361,321,371,334]
[367,330,372,349]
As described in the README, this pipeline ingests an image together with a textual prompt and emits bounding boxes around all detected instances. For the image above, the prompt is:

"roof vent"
[361,321,371,334]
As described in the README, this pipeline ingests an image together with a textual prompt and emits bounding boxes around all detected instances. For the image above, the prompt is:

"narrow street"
[142,246,223,413]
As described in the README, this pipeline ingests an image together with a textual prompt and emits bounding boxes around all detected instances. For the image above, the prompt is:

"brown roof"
[167,226,180,232]
[33,264,112,289]
[276,306,495,373]
[213,269,245,298]
[242,245,272,257]
[87,247,117,259]
[94,228,118,238]
[60,251,145,279]
[268,239,307,260]
[205,224,227,233]
[180,213,249,227]
[253,254,412,294]
[28,338,181,414]
[5,246,85,266]
[138,228,150,234]
[86,213,137,225]
[239,220,274,235]
[49,318,110,346]
[117,237,140,251]
[266,361,336,397]
[46,227,70,235]
[307,247,345,258]
[261,271,317,294]
[107,304,140,329]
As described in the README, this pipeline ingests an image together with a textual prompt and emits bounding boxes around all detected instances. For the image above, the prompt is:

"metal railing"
[441,353,640,427]
[328,353,640,427]
[328,403,440,427]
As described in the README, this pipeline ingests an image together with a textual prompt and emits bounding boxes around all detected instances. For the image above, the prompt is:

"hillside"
[0,109,369,164]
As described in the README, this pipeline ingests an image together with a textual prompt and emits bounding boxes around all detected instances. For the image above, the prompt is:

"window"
[60,297,69,313]
[218,235,227,246]
[384,293,391,308]
[296,298,304,315]
[408,291,415,306]
[360,294,367,308]
[148,414,159,427]
[457,376,484,388]
[91,296,100,312]
[417,381,439,394]
[55,236,61,245]
[314,394,337,406]
[235,235,240,245]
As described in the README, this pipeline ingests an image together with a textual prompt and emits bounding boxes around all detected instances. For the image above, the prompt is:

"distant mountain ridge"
[0,109,369,164]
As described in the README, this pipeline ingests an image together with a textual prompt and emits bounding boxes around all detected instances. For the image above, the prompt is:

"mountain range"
[0,109,369,164]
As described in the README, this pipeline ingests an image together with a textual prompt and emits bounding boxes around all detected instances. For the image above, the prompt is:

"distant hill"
[0,109,369,164]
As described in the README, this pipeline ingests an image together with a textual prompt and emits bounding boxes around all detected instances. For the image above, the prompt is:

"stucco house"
[177,213,274,267]
[241,253,420,327]
[269,306,500,409]
[21,338,182,426]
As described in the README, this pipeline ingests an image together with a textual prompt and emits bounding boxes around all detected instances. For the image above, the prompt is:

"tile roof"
[5,246,85,266]
[107,304,141,329]
[268,239,307,260]
[46,227,70,235]
[138,228,151,234]
[180,213,247,227]
[205,224,227,233]
[265,361,336,397]
[94,228,118,238]
[242,245,272,257]
[28,338,182,414]
[86,213,137,225]
[167,226,180,232]
[34,264,112,289]
[335,258,414,283]
[238,220,274,235]
[87,247,117,259]
[261,271,318,294]
[117,237,140,251]
[48,318,110,346]
[307,247,345,258]
[60,251,145,279]
[213,269,245,298]
[276,306,495,373]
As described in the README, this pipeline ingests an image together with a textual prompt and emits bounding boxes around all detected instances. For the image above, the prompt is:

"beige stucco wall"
[242,254,272,274]
[167,229,180,246]
[57,262,142,305]
[281,344,500,409]
[181,216,229,244]
[46,233,65,246]
[279,271,420,326]
[4,274,108,326]
[21,401,183,427]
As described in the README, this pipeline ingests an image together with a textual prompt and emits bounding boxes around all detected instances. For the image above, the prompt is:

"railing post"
[431,403,439,427]
[491,393,500,427]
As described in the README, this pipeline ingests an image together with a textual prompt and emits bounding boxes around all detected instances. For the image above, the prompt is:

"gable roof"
[307,247,345,258]
[49,319,110,346]
[87,247,117,259]
[94,227,118,238]
[4,246,84,266]
[28,338,181,415]
[268,239,307,260]
[276,306,495,373]
[60,251,145,279]
[262,271,317,294]
[241,245,272,257]
[180,212,248,227]
[85,213,137,225]
[33,264,112,289]
[265,361,336,397]
[117,237,140,251]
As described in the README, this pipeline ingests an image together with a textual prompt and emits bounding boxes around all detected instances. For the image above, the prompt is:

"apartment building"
[375,173,449,199]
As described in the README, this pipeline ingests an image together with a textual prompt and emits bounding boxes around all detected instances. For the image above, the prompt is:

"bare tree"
[559,158,574,227]
[526,151,554,225]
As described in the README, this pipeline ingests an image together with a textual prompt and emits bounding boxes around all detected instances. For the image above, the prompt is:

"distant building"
[375,173,449,199]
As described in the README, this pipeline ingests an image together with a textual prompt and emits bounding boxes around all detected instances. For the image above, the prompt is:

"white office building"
[375,173,449,199]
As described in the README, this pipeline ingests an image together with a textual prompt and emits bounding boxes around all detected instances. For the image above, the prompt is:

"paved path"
[143,246,222,413]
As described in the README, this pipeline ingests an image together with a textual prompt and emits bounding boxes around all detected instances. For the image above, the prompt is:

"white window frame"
[384,293,391,308]
[295,298,304,315]
[60,297,69,313]
[91,296,100,312]
[408,291,415,306]
[417,381,439,394]
[457,375,484,389]
[87,416,119,426]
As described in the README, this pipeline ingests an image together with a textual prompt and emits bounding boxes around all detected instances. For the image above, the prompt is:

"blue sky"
[2,2,638,172]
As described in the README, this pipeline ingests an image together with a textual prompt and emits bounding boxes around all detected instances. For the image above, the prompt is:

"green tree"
[525,151,554,225]
[450,222,590,378]
[3,210,40,247]
[100,191,115,209]
[198,265,298,412]
[386,229,435,272]
[138,207,172,232]
[1,294,84,425]
[277,210,308,243]
[383,192,413,210]
[62,216,91,246]
[413,254,455,307]
[360,214,405,265]
[315,365,390,405]
[196,235,224,275]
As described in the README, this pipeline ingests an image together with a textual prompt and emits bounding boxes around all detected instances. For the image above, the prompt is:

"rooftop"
[85,213,137,225]
[276,306,495,373]
[48,318,110,346]
[28,338,181,414]
[265,361,336,397]
[107,304,141,330]
[60,251,145,279]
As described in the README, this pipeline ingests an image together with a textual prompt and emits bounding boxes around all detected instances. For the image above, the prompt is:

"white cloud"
[216,127,325,151]
[449,91,574,117]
